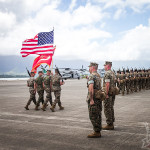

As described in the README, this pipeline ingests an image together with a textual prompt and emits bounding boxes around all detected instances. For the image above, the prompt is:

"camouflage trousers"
[88,100,102,132]
[126,82,130,94]
[120,83,125,95]
[26,90,36,105]
[130,81,134,92]
[142,79,146,89]
[134,80,138,92]
[138,80,142,91]
[146,79,149,90]
[36,90,44,106]
[53,90,62,106]
[103,95,115,125]
[44,87,52,106]
[116,82,120,93]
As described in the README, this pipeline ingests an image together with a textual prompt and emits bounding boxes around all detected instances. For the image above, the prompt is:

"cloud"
[0,1,110,56]
[92,24,150,61]
[0,0,150,63]
[69,0,77,11]
[94,0,150,13]
[113,8,125,20]
[0,11,16,34]
[71,3,105,26]
[0,0,60,23]
[33,2,106,28]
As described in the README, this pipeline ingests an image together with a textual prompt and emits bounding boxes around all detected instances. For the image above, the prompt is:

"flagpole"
[51,58,53,73]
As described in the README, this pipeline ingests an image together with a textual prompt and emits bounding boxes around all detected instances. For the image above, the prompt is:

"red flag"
[31,55,52,73]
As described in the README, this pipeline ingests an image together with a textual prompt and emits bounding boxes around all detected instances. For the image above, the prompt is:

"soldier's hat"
[55,68,59,72]
[104,61,112,66]
[121,69,125,73]
[134,68,137,72]
[138,69,141,72]
[38,71,43,74]
[88,62,98,67]
[30,71,35,74]
[47,70,51,72]
[117,69,120,73]
[125,67,129,72]
[130,68,133,72]
[123,68,126,73]
[142,68,145,72]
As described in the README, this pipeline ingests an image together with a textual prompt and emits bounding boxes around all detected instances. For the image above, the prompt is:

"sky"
[0,0,150,63]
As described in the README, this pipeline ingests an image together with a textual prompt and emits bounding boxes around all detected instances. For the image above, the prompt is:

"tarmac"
[0,79,150,150]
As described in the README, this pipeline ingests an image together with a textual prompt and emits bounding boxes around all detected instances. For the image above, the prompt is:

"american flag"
[20,30,55,57]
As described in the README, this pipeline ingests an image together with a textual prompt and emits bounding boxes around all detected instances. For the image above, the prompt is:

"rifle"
[26,67,31,77]
[112,68,116,74]
[55,65,64,82]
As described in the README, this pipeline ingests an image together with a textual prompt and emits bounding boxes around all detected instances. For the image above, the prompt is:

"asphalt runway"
[0,79,150,150]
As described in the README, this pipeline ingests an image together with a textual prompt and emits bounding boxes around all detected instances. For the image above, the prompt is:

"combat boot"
[87,132,101,138]
[102,124,114,130]
[50,104,55,112]
[58,103,64,110]
[41,103,46,111]
[35,105,39,111]
[50,101,53,106]
[59,106,64,110]
[24,105,29,110]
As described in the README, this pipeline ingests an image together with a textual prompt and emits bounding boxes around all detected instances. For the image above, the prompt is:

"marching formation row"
[115,68,150,95]
[24,69,64,112]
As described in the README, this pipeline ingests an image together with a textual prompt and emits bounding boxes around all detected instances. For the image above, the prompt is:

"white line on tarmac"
[0,118,91,131]
[0,111,147,137]
[0,118,146,137]
[0,111,89,123]
[0,111,147,128]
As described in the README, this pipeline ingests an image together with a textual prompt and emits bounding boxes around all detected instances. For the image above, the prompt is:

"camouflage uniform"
[116,71,121,94]
[43,75,52,106]
[133,69,138,92]
[125,70,130,94]
[138,70,142,91]
[142,70,146,90]
[103,69,115,125]
[35,76,44,108]
[87,71,102,133]
[50,73,64,111]
[148,70,150,89]
[119,72,125,96]
[145,70,149,90]
[130,70,134,93]
[25,77,36,110]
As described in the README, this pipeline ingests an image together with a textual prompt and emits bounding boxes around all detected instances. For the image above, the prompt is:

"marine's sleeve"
[58,75,61,81]
[87,74,94,85]
[27,79,29,85]
[104,71,111,82]
[27,79,29,83]
[52,76,55,83]
[35,78,38,84]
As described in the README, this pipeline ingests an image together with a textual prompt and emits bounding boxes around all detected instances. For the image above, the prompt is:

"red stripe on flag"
[20,33,55,57]
[21,45,54,50]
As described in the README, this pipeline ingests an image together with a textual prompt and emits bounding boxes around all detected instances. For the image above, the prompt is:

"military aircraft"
[56,68,81,80]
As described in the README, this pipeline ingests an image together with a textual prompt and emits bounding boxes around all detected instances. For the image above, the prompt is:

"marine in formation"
[24,72,36,110]
[25,69,65,112]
